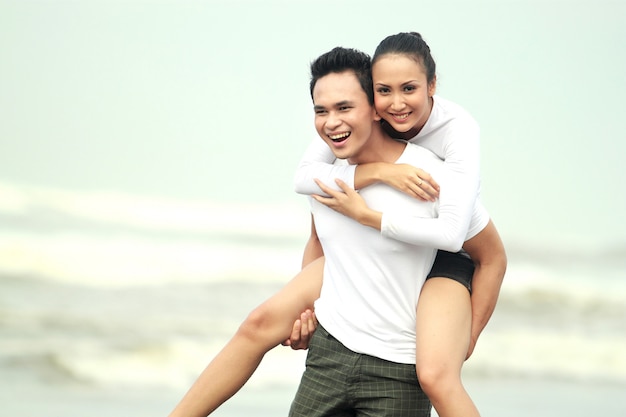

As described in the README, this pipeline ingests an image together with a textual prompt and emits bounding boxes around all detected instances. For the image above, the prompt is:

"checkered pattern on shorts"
[288,325,431,417]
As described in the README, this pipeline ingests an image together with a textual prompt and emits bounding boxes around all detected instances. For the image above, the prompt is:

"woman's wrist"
[358,208,383,231]
[355,162,387,189]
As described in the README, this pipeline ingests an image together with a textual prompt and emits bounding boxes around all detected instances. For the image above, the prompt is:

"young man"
[287,46,448,417]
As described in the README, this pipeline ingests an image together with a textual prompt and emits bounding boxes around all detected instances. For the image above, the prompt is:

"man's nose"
[326,111,341,129]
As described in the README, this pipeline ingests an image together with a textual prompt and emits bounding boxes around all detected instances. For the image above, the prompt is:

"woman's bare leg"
[415,277,480,417]
[168,257,324,417]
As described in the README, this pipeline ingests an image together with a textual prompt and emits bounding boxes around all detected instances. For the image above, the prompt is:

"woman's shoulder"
[428,96,480,146]
[432,95,478,127]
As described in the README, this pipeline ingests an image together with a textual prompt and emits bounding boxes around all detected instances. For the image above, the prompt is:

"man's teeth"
[329,132,350,141]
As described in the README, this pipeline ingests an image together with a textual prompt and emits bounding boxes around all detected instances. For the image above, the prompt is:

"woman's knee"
[416,361,461,396]
[236,304,277,343]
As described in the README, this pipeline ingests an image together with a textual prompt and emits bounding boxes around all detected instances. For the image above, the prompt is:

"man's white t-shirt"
[312,142,446,365]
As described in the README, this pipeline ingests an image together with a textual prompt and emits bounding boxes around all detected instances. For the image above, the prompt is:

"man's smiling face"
[313,70,380,164]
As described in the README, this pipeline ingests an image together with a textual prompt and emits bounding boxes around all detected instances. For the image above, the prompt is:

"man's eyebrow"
[314,100,354,111]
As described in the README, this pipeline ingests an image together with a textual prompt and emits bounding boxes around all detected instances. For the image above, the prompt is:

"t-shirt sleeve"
[380,119,484,251]
[293,139,357,196]
[466,198,490,240]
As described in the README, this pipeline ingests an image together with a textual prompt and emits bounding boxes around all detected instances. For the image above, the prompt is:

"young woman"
[292,32,507,417]
[168,33,506,417]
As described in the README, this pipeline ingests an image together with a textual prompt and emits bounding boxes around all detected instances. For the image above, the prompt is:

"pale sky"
[1,0,625,249]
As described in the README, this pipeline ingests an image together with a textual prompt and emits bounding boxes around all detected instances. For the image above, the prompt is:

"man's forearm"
[470,259,506,342]
[462,220,507,357]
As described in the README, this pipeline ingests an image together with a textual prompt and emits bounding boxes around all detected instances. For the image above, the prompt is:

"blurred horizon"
[2,0,625,249]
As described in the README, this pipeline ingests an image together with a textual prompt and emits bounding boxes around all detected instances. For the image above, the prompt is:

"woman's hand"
[380,163,439,201]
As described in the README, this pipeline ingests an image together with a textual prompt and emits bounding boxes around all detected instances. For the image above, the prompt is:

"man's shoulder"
[401,142,442,166]
[399,143,446,188]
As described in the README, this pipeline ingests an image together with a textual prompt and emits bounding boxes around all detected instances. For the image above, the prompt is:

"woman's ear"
[428,75,437,97]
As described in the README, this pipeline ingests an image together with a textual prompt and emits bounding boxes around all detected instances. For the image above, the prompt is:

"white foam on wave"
[3,181,625,388]
[0,180,310,237]
[465,327,626,384]
[0,181,309,287]
[0,231,303,287]
[51,337,306,390]
[499,260,626,307]
[44,324,626,390]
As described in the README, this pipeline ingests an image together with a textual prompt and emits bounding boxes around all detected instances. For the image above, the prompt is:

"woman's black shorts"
[426,250,475,293]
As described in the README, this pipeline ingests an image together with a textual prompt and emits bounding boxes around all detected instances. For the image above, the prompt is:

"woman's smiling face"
[372,54,436,137]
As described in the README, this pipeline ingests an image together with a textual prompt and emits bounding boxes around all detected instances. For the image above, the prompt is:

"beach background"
[1,0,625,416]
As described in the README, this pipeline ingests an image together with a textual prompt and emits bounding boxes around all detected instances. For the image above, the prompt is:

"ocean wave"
[2,181,625,389]
[0,231,305,287]
[497,261,626,313]
[3,325,623,391]
[2,278,625,389]
[464,328,626,384]
[1,336,307,390]
[0,180,310,238]
[4,180,626,261]
[0,181,311,287]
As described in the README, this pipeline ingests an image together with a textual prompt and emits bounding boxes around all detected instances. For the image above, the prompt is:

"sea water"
[1,182,625,417]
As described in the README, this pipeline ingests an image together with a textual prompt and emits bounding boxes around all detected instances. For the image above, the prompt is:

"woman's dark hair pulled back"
[372,32,436,84]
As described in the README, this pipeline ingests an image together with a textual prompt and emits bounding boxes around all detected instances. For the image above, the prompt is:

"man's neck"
[348,125,406,165]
